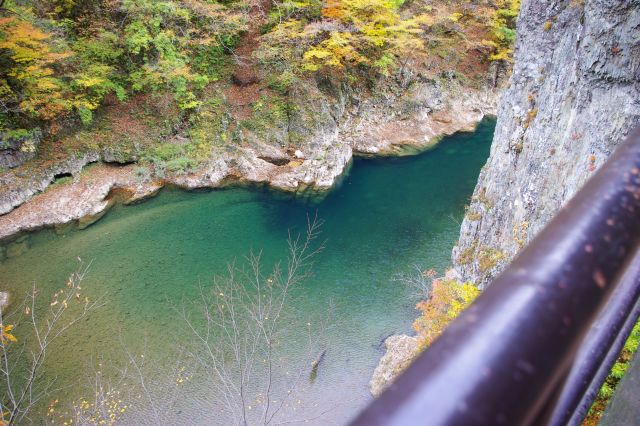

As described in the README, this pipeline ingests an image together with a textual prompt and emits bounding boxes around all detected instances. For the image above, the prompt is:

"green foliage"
[120,0,210,110]
[257,0,428,79]
[584,320,640,425]
[263,0,323,32]
[145,141,202,175]
[77,106,92,125]
[482,0,520,62]
[0,0,520,159]
[266,70,299,95]
[0,0,246,133]
[166,156,197,172]
[188,95,230,148]
[153,143,184,161]
[190,41,235,80]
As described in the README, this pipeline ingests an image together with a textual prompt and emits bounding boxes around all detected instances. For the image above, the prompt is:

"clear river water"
[0,118,494,425]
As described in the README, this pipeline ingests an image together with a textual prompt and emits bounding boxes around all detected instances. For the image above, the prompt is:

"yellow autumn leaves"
[0,324,17,344]
[0,16,73,122]
[412,277,479,349]
[302,0,429,74]
[258,0,428,77]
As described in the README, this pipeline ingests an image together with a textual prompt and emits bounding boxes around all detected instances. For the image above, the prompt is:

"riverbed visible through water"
[0,119,494,424]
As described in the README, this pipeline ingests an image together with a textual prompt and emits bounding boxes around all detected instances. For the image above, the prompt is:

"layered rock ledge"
[0,84,496,243]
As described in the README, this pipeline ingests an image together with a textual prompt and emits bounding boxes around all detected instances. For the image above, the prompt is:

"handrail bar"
[351,127,640,425]
[549,245,640,425]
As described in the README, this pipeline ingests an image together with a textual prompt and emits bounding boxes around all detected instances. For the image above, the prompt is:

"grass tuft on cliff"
[583,320,640,425]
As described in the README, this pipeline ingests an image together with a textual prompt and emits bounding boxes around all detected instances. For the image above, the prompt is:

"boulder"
[369,334,420,397]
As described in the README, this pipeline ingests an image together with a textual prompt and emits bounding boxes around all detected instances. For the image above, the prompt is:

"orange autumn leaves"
[322,0,344,19]
[413,276,479,349]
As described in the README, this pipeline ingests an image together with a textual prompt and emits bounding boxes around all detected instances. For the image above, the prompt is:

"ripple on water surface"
[0,118,495,424]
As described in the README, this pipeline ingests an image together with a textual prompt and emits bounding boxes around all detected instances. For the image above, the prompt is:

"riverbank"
[0,87,496,243]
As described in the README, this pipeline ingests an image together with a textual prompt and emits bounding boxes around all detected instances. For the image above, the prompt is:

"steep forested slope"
[0,0,519,235]
[0,0,514,171]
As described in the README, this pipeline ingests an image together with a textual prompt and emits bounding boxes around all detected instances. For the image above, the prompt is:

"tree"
[0,0,249,134]
[180,217,326,425]
[481,0,520,63]
[257,0,428,79]
[303,0,427,75]
[411,273,479,349]
[0,14,72,130]
[0,264,100,425]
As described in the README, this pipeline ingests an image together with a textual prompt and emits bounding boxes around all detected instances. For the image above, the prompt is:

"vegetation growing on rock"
[0,0,518,174]
[583,321,640,426]
[412,275,479,349]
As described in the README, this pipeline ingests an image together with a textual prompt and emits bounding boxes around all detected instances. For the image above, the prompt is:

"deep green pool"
[0,118,494,424]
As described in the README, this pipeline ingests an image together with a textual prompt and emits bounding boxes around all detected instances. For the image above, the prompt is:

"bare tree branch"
[1,263,102,425]
[178,216,328,425]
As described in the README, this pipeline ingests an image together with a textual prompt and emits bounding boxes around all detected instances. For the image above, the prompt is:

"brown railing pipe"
[351,127,640,426]
[549,248,640,426]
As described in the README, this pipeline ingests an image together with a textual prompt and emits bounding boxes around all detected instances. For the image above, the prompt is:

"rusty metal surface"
[351,128,640,426]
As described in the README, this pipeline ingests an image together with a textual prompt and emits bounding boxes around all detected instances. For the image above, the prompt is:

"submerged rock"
[369,334,420,398]
[6,236,29,258]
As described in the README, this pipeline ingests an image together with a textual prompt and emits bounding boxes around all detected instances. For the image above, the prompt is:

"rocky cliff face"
[453,0,640,286]
[0,130,42,169]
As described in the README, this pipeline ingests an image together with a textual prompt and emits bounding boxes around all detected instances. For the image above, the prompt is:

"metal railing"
[351,127,640,426]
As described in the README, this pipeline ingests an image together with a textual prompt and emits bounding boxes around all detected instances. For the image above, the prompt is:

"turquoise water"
[0,119,494,424]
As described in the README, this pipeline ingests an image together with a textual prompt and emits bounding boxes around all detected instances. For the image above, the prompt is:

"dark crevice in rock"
[258,156,289,166]
[52,172,73,181]
[104,159,137,167]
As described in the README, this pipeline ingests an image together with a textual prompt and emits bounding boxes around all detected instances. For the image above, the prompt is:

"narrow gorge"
[1,0,638,424]
[370,0,640,407]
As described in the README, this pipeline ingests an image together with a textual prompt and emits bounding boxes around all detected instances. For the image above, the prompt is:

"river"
[0,118,494,425]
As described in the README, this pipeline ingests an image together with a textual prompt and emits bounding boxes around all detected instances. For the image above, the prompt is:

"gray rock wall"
[0,130,42,169]
[453,0,640,286]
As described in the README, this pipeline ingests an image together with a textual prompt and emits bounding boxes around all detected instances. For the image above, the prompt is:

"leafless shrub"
[178,216,327,425]
[394,265,436,301]
[0,263,102,425]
